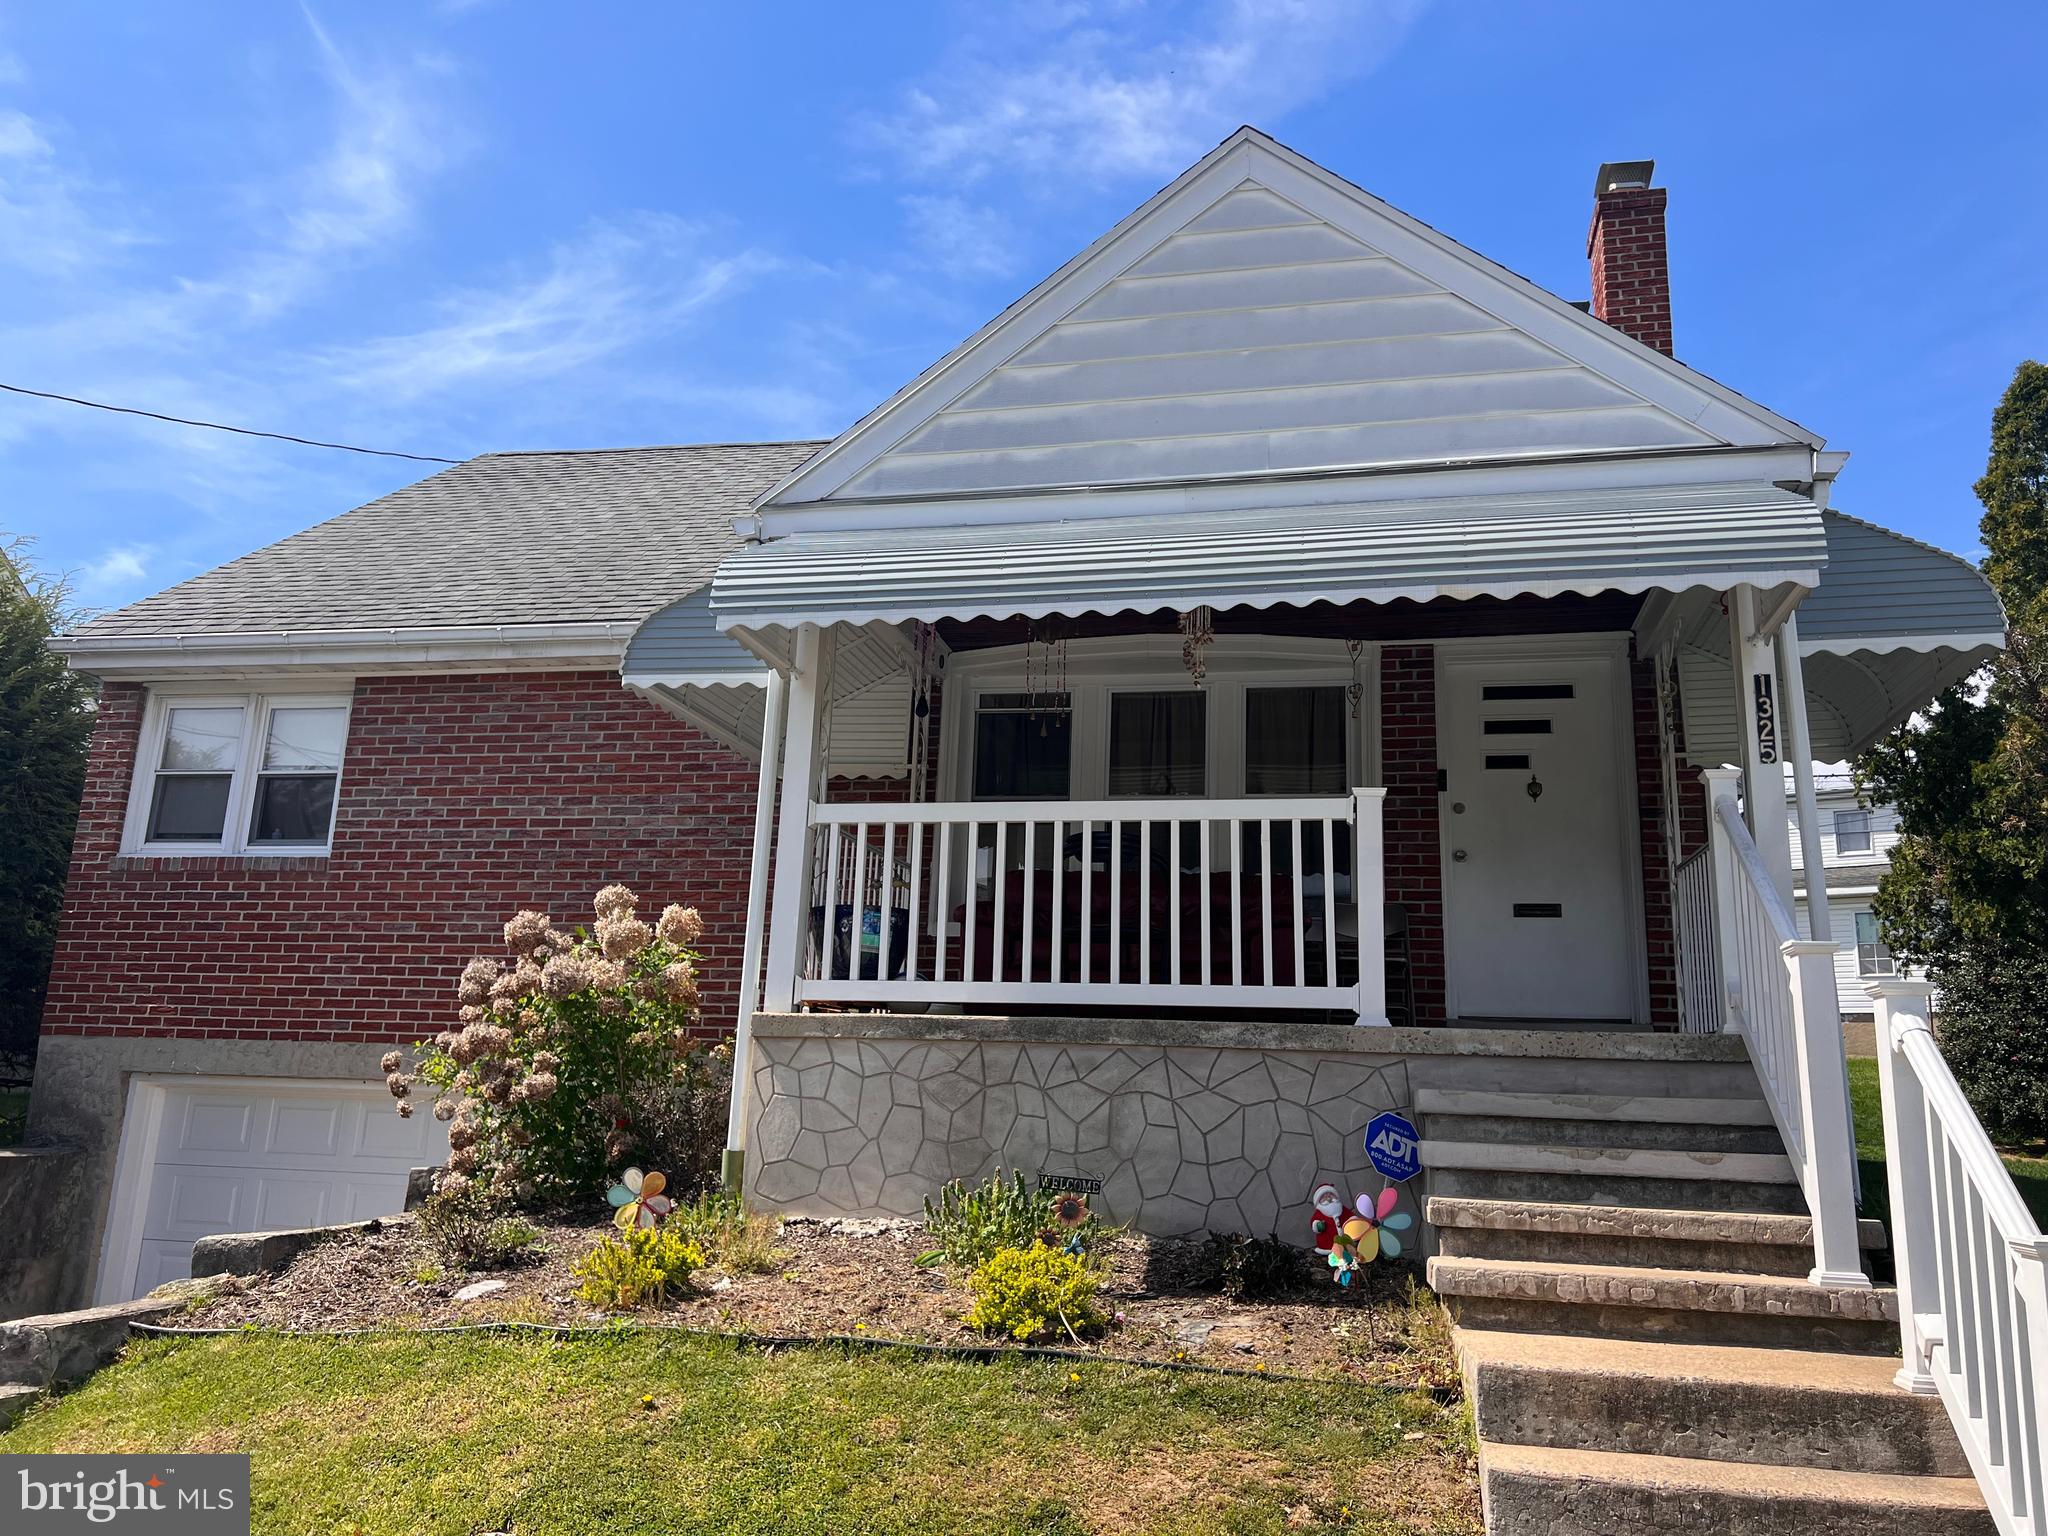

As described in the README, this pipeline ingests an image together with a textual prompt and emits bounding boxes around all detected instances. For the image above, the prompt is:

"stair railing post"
[1787,936,1867,1287]
[1697,767,1742,1035]
[1869,978,1940,1390]
[1352,787,1389,1028]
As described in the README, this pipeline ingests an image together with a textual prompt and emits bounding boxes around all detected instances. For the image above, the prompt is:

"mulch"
[180,1210,1459,1391]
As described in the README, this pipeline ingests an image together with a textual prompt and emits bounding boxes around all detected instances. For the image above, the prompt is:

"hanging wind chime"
[1345,638,1367,721]
[1179,604,1215,687]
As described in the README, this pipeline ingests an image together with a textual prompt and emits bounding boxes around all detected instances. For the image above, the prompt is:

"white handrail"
[1873,980,2048,1536]
[1708,790,1867,1287]
[797,789,1388,1024]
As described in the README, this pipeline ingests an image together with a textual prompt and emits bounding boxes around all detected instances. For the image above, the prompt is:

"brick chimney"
[1587,159,1672,355]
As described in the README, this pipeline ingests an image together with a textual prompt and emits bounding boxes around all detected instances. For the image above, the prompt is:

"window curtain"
[1246,686,1347,795]
[1108,692,1206,796]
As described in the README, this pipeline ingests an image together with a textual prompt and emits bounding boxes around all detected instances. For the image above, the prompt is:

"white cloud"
[81,543,152,593]
[321,215,787,403]
[901,194,1020,278]
[0,108,145,276]
[863,0,1427,190]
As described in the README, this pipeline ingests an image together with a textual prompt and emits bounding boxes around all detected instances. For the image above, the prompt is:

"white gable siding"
[833,181,1721,500]
[1796,897,1892,1017]
[1788,793,1901,870]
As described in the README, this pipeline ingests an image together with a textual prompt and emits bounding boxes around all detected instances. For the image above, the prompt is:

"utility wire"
[0,381,461,464]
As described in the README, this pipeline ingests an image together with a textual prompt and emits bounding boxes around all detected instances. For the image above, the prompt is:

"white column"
[760,623,831,1014]
[1352,787,1389,1027]
[721,667,788,1188]
[1787,935,1868,1287]
[1777,612,1833,945]
[1729,585,1797,908]
[1698,767,1743,1034]
[1868,978,1940,1390]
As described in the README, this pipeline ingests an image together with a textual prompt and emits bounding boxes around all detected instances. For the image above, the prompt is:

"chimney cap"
[1595,159,1656,196]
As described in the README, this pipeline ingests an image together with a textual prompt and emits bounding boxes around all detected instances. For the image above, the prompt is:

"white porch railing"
[795,789,1389,1024]
[1689,769,1867,1286]
[1671,842,1719,1036]
[1874,981,2048,1536]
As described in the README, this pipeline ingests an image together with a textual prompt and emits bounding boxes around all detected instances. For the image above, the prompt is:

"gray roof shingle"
[67,441,825,639]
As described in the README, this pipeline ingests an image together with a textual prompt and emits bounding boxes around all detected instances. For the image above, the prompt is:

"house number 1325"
[1753,674,1778,765]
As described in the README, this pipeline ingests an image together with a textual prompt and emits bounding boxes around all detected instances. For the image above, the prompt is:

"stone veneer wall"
[747,1014,1412,1240]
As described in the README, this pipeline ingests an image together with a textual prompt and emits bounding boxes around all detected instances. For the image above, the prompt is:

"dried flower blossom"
[396,1099,415,1118]
[447,1145,481,1175]
[503,909,553,953]
[540,952,595,999]
[380,1050,403,1074]
[457,957,500,1006]
[433,1098,457,1122]
[596,915,652,961]
[456,1006,484,1026]
[656,904,703,947]
[532,1051,560,1075]
[593,884,639,921]
[385,1071,410,1099]
[662,961,700,1007]
[590,958,629,992]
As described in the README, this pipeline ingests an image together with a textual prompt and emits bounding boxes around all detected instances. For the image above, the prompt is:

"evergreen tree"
[1860,361,2048,1142]
[0,541,94,1073]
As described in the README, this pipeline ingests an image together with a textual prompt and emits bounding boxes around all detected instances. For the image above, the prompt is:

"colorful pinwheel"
[1351,1186,1415,1260]
[1322,1184,1415,1285]
[607,1167,673,1230]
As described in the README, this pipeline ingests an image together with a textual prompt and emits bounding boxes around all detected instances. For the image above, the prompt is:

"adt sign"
[1364,1111,1422,1182]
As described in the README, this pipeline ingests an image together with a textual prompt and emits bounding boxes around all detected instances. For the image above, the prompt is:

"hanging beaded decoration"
[1178,604,1215,687]
[1346,638,1367,720]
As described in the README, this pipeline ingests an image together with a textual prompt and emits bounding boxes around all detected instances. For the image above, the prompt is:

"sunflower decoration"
[607,1166,674,1230]
[1049,1190,1091,1255]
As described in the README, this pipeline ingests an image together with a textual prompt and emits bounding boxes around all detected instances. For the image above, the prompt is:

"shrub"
[922,1170,1062,1269]
[572,1225,705,1311]
[1201,1232,1307,1301]
[965,1244,1109,1343]
[666,1191,786,1275]
[383,885,730,1202]
[1933,946,2048,1147]
[415,1182,547,1271]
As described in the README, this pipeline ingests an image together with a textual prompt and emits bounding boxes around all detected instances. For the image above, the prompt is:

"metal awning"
[709,481,1826,642]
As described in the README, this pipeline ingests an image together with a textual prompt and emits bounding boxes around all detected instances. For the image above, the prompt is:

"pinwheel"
[1351,1186,1415,1261]
[607,1166,673,1230]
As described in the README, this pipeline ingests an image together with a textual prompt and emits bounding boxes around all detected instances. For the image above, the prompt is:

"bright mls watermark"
[2,1455,249,1533]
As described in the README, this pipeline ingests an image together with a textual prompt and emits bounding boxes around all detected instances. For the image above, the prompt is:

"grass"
[1846,1057,2048,1233]
[0,1331,1476,1535]
[0,1085,27,1147]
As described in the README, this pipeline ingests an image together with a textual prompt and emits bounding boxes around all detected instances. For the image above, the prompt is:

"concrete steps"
[1431,1196,1887,1276]
[1421,1049,1986,1532]
[1477,1441,1994,1536]
[1456,1329,1967,1476]
[1429,1254,1900,1352]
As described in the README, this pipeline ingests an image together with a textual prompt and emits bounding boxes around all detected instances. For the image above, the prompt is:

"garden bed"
[180,1210,1458,1391]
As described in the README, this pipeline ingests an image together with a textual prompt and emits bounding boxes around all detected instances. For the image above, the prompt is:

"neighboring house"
[16,131,2006,1325]
[1787,773,1906,1018]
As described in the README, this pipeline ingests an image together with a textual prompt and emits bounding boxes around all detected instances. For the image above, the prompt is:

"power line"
[0,381,461,465]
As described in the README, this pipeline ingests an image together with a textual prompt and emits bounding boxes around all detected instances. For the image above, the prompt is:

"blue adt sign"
[1364,1111,1422,1182]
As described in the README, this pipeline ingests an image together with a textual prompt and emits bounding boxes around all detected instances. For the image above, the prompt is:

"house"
[16,132,2006,1332]
[1787,773,1908,1020]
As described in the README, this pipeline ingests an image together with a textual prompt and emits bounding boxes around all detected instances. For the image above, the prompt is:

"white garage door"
[104,1078,449,1302]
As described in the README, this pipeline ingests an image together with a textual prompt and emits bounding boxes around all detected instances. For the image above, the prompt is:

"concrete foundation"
[741,1013,1755,1242]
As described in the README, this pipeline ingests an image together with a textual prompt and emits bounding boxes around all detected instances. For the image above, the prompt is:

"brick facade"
[1587,182,1673,355]
[41,671,761,1046]
[1379,645,1447,1026]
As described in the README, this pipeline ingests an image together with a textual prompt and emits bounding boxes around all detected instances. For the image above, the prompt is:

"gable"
[765,130,1817,510]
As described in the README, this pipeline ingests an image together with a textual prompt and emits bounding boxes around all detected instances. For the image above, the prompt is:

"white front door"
[100,1079,449,1303]
[1439,650,1638,1022]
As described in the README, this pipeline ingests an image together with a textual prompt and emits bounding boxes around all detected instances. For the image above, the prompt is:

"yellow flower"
[1068,1372,1080,1383]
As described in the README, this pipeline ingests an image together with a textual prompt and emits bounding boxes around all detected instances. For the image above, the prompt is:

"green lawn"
[0,1086,27,1147]
[1846,1057,2048,1233]
[1,1332,1477,1535]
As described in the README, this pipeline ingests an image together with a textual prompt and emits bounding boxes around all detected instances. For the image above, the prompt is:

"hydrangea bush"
[384,884,729,1202]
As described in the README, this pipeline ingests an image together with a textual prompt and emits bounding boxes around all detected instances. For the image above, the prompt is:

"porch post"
[720,667,788,1192]
[1777,612,1833,945]
[1786,934,1868,1287]
[1353,787,1389,1027]
[1698,767,1742,1034]
[1868,978,1940,1391]
[1728,585,1797,907]
[761,623,831,1014]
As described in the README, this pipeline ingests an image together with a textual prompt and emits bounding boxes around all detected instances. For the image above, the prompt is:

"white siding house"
[1788,772,1908,1016]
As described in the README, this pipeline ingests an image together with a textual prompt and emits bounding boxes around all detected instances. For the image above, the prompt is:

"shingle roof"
[66,441,825,639]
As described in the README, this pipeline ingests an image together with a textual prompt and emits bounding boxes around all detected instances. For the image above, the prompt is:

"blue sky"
[3,1,2044,615]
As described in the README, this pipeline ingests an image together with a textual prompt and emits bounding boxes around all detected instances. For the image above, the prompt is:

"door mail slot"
[1512,902,1563,918]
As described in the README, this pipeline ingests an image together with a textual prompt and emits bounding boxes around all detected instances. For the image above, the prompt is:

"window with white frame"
[1854,910,1894,976]
[1245,685,1348,794]
[1107,690,1207,797]
[128,692,351,854]
[1834,808,1872,855]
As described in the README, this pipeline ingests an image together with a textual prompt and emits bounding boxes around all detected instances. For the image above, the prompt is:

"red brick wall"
[1380,646,1446,1026]
[1631,656,1680,1027]
[41,671,761,1046]
[1587,183,1673,355]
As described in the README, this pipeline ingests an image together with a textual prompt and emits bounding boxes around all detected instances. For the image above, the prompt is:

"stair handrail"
[1706,788,1868,1289]
[1872,979,2048,1536]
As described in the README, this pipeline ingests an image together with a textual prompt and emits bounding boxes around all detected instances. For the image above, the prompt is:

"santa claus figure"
[1309,1183,1346,1253]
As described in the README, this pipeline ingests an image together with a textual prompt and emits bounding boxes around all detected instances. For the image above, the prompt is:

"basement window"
[126,691,352,856]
